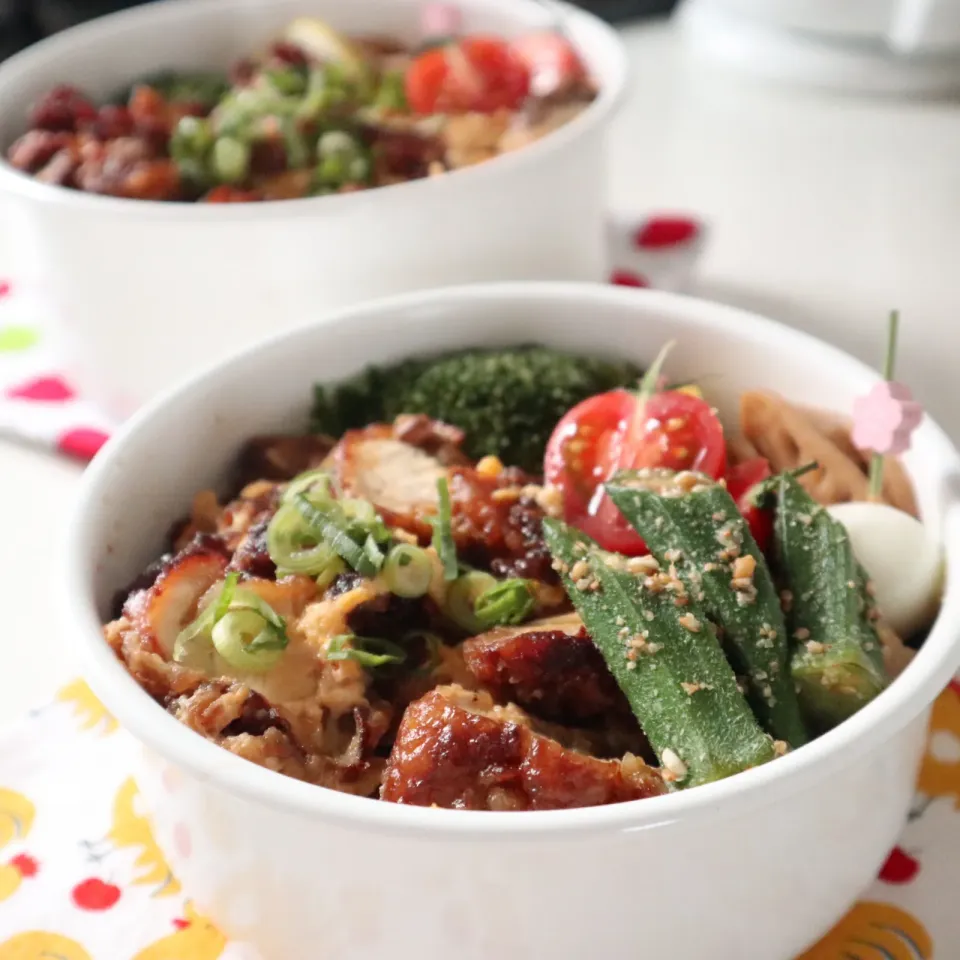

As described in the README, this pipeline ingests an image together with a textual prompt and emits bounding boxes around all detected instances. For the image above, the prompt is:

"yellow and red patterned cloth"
[1,678,959,958]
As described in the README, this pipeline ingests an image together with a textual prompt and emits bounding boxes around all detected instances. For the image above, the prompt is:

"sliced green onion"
[169,116,215,186]
[316,555,347,592]
[444,570,497,633]
[211,136,251,184]
[292,493,383,578]
[474,578,536,629]
[314,129,371,188]
[383,544,433,598]
[266,66,308,97]
[325,633,406,669]
[266,503,340,575]
[212,608,286,673]
[173,575,288,673]
[282,469,333,504]
[432,477,458,581]
[375,71,408,112]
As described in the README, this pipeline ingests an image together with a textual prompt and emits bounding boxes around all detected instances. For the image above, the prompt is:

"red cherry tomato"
[405,36,531,114]
[510,32,585,94]
[544,389,727,555]
[726,457,773,553]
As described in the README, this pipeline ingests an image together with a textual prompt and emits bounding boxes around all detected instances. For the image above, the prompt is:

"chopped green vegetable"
[265,65,309,97]
[326,633,406,668]
[123,70,229,109]
[314,129,371,189]
[308,346,643,472]
[773,475,888,730]
[431,477,458,581]
[375,71,408,111]
[543,518,777,788]
[169,116,215,187]
[173,572,289,674]
[606,468,808,747]
[267,502,340,575]
[383,544,434,598]
[291,492,386,578]
[474,578,536,629]
[211,136,251,184]
[444,570,498,633]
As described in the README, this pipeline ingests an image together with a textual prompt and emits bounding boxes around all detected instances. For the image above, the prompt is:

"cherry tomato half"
[510,32,585,95]
[726,457,773,553]
[544,389,727,555]
[405,36,531,115]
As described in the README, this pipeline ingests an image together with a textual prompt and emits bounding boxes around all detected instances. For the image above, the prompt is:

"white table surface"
[2,19,960,726]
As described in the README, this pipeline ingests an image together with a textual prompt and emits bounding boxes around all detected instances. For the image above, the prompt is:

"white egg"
[827,501,943,638]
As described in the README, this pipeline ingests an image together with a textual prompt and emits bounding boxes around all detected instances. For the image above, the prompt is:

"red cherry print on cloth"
[634,217,699,250]
[72,877,121,911]
[9,854,39,878]
[0,279,11,298]
[57,427,109,461]
[6,375,76,402]
[610,269,649,288]
[172,918,191,930]
[878,846,920,885]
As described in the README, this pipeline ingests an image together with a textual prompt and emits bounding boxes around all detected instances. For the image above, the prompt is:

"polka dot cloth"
[0,213,707,461]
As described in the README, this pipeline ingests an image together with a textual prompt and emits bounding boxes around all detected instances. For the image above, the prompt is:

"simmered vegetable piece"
[543,518,778,788]
[606,468,807,747]
[774,475,889,730]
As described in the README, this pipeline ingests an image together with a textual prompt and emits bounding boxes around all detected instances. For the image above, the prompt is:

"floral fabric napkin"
[0,678,958,958]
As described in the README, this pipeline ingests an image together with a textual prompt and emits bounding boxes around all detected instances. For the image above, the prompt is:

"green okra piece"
[773,475,888,730]
[606,468,808,748]
[542,517,777,788]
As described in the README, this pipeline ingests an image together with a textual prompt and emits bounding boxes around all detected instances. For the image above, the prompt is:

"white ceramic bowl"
[0,0,625,419]
[64,283,960,960]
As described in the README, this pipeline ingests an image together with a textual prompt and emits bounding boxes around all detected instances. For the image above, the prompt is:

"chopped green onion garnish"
[173,576,289,673]
[326,634,406,669]
[266,503,340,575]
[212,609,286,673]
[316,556,347,592]
[374,71,408,112]
[266,66,308,97]
[474,578,536,629]
[283,469,333,504]
[444,570,498,633]
[432,477,458,581]
[383,544,433,598]
[211,136,251,184]
[292,493,383,578]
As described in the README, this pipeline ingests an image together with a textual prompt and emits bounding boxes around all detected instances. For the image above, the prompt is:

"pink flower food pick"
[420,2,463,38]
[852,381,923,456]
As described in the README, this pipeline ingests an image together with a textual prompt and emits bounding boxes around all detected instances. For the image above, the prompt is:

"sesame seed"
[661,748,688,778]
[679,613,701,633]
[570,560,590,581]
[805,640,827,655]
[644,610,655,621]
[732,555,756,582]
[793,628,811,641]
[681,681,704,695]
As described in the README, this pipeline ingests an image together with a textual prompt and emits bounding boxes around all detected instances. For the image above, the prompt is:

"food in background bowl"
[6,13,595,202]
[102,340,942,809]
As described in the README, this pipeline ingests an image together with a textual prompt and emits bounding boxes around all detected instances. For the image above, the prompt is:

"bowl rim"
[64,282,960,838]
[0,0,626,220]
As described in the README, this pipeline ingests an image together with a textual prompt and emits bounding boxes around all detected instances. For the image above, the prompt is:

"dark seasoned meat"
[228,515,275,579]
[235,434,335,487]
[345,585,432,640]
[364,125,445,182]
[382,685,665,810]
[392,414,470,466]
[121,534,230,657]
[462,613,628,723]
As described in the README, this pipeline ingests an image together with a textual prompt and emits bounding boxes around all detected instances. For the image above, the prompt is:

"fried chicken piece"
[381,685,665,810]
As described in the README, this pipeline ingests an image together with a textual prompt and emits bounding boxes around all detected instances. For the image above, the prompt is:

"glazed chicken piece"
[381,685,665,810]
[462,612,629,724]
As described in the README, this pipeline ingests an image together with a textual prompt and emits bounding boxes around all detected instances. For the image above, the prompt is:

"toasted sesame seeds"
[681,681,709,695]
[664,548,683,563]
[570,559,590,581]
[702,562,718,573]
[712,511,726,522]
[679,613,701,633]
[773,740,789,757]
[674,471,700,492]
[797,513,813,526]
[793,627,811,641]
[805,640,827,655]
[665,417,686,432]
[846,580,856,589]
[626,661,637,671]
[644,610,655,622]
[626,555,659,575]
[491,487,521,503]
[615,616,626,627]
[661,748,688,779]
[551,558,570,575]
[732,555,756,582]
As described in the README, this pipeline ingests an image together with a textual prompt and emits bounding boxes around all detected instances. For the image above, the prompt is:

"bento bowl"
[63,283,960,960]
[0,0,625,419]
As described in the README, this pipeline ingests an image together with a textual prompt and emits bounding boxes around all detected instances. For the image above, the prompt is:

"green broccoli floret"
[310,346,642,473]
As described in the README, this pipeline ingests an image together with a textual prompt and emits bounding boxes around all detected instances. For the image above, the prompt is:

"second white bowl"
[0,0,626,417]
